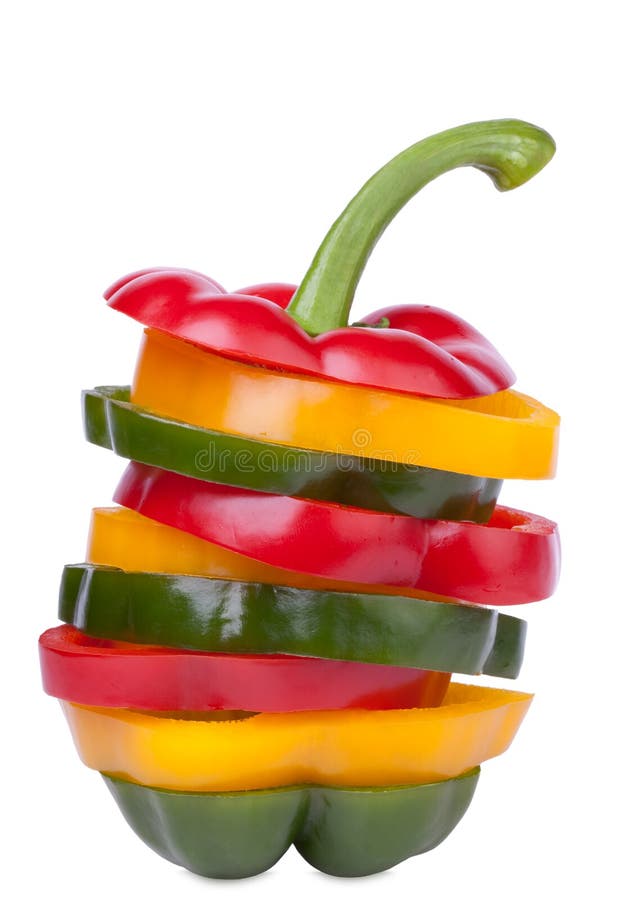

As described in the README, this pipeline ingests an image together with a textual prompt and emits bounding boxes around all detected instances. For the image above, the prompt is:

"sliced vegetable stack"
[39,119,560,879]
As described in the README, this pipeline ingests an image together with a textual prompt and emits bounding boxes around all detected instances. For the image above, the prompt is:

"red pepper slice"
[105,120,556,399]
[39,625,450,712]
[113,462,560,606]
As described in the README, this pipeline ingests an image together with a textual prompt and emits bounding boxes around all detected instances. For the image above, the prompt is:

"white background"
[2,1,623,896]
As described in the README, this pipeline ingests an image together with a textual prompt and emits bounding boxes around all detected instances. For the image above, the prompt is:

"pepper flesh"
[114,461,561,605]
[83,386,502,521]
[59,564,526,678]
[107,120,556,398]
[103,768,479,878]
[40,625,449,712]
[61,682,532,791]
[132,327,560,480]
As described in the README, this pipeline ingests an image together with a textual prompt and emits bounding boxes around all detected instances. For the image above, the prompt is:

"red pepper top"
[106,268,515,399]
[106,121,555,399]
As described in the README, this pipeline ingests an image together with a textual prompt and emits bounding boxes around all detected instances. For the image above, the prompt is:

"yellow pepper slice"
[61,683,531,791]
[132,329,559,479]
[87,507,457,604]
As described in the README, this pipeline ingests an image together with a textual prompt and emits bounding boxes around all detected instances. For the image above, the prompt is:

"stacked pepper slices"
[39,119,561,879]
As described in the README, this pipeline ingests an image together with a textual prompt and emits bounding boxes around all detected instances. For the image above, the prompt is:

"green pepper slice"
[103,768,479,878]
[60,565,526,678]
[83,386,502,521]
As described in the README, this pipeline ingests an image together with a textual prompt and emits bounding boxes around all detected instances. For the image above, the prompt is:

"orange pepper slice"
[132,328,559,479]
[62,682,532,791]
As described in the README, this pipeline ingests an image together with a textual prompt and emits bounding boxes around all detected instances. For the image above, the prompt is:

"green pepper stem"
[286,119,555,335]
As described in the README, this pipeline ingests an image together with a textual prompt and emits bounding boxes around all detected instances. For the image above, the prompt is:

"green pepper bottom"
[103,768,479,878]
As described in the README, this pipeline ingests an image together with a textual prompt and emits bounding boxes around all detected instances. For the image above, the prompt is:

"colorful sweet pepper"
[40,117,559,880]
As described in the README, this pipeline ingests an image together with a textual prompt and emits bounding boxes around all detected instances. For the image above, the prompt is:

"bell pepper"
[106,119,555,399]
[133,328,560,480]
[40,625,449,712]
[61,682,531,791]
[59,564,526,678]
[113,461,561,605]
[84,386,502,521]
[102,768,479,878]
[41,117,559,881]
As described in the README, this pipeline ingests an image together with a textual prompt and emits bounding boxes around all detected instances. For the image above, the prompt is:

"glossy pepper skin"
[114,461,561,605]
[84,386,502,521]
[103,768,479,878]
[107,120,556,399]
[59,564,526,678]
[40,625,449,712]
[62,683,532,791]
[133,327,560,480]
